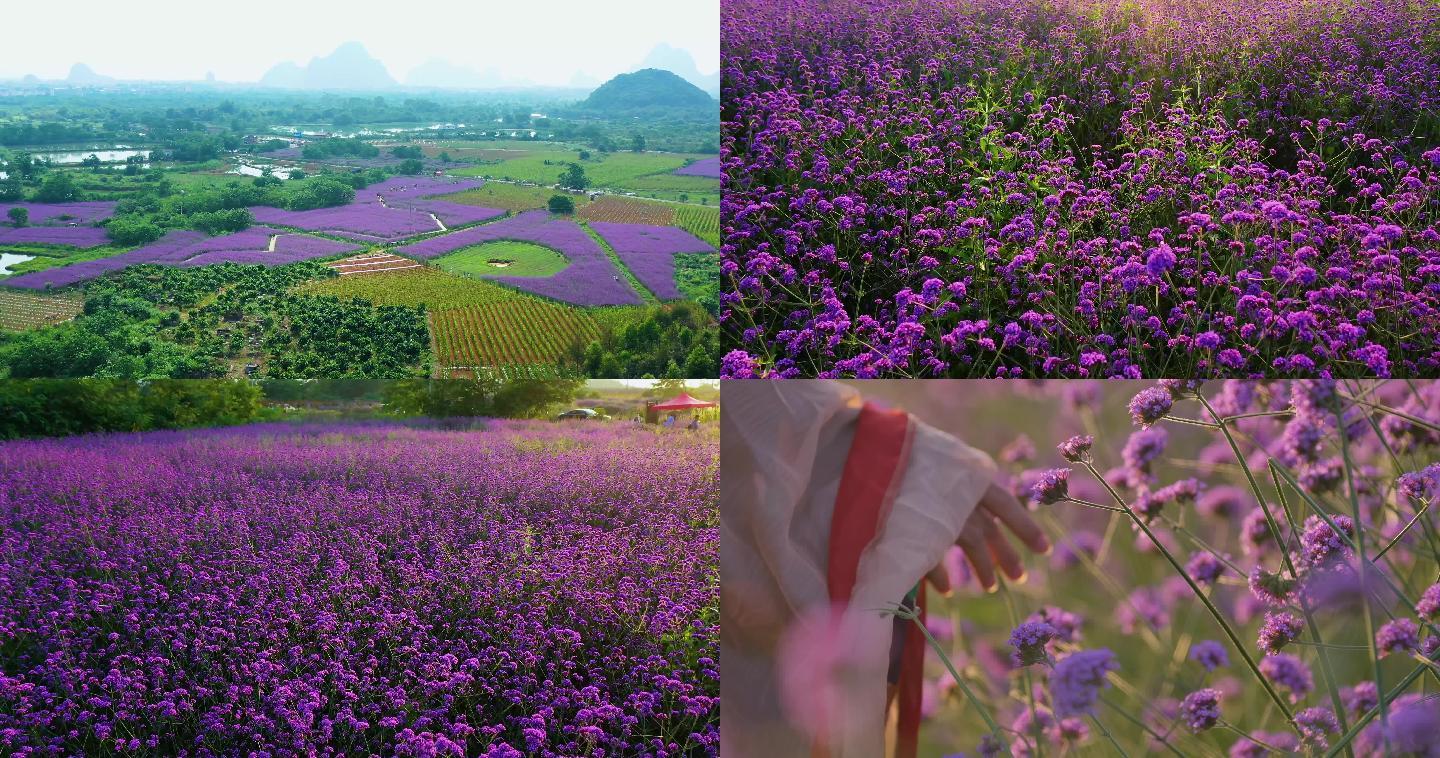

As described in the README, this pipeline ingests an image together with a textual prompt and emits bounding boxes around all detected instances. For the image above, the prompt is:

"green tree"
[7,207,28,227]
[547,194,575,214]
[106,217,165,245]
[631,133,647,152]
[558,163,589,190]
[33,172,81,203]
[396,158,425,175]
[0,175,24,201]
[82,153,103,170]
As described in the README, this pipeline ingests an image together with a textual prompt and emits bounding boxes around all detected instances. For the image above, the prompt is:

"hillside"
[581,68,715,115]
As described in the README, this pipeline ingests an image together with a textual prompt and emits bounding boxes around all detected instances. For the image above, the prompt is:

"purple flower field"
[0,201,116,225]
[2,228,358,290]
[721,0,1440,378]
[0,225,110,248]
[591,222,715,300]
[673,158,721,178]
[832,379,1440,755]
[251,177,496,241]
[0,420,719,756]
[397,211,645,306]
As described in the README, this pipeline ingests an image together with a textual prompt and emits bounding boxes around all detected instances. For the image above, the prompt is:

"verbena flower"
[1185,551,1226,588]
[1376,618,1420,657]
[1418,584,1440,619]
[1032,468,1071,505]
[1128,386,1175,427]
[1257,612,1303,654]
[1058,435,1094,463]
[1189,640,1228,671]
[1295,707,1339,747]
[1049,649,1119,717]
[1009,621,1058,666]
[1259,653,1313,701]
[1179,688,1222,730]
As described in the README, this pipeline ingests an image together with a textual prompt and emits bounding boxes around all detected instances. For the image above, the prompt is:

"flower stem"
[1081,460,1297,729]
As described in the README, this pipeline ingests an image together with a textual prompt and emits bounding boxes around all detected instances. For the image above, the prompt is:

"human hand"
[926,482,1050,593]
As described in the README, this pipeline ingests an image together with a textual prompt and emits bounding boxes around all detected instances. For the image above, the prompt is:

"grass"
[443,183,590,213]
[0,243,126,277]
[674,253,720,308]
[454,150,719,204]
[434,241,570,279]
[674,205,721,247]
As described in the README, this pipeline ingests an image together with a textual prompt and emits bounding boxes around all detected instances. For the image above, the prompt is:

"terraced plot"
[326,252,421,276]
[430,302,600,370]
[0,290,85,330]
[443,183,589,213]
[674,205,720,247]
[579,196,676,225]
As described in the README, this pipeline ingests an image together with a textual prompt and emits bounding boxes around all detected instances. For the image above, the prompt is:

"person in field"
[721,380,1050,757]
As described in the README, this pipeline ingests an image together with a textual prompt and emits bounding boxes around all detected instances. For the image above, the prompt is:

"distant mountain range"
[8,42,720,98]
[259,42,396,90]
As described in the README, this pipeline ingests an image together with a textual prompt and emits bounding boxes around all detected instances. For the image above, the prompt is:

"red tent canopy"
[650,393,718,411]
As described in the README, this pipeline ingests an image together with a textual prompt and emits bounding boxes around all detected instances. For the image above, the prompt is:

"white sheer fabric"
[721,380,996,756]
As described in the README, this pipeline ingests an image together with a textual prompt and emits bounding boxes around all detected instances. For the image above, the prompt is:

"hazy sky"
[3,0,718,85]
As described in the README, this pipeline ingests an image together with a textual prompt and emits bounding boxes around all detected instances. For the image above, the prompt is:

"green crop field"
[674,205,720,247]
[294,266,521,309]
[455,150,718,204]
[443,183,590,213]
[434,241,569,279]
[430,302,600,370]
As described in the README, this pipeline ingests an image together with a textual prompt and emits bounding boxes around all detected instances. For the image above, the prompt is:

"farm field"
[721,0,1440,379]
[674,205,720,248]
[0,416,720,755]
[0,289,83,330]
[454,150,719,205]
[434,240,570,279]
[444,183,593,213]
[580,195,677,225]
[297,266,602,373]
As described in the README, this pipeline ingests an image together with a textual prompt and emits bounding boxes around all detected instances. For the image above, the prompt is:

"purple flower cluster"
[1008,621,1057,666]
[252,176,496,241]
[1047,649,1118,717]
[396,211,644,306]
[590,222,715,299]
[913,380,1440,754]
[1179,688,1221,731]
[0,201,117,225]
[1030,468,1070,504]
[0,225,110,248]
[0,420,719,755]
[3,228,359,290]
[720,0,1440,377]
[674,157,721,178]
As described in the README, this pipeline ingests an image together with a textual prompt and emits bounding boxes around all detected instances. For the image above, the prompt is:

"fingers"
[980,482,1051,555]
[925,562,952,596]
[955,519,998,592]
[982,514,1026,581]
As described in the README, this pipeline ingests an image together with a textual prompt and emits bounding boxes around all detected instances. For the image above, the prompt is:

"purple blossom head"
[1295,707,1339,747]
[1257,611,1303,654]
[1028,606,1083,644]
[1157,379,1204,398]
[1031,468,1071,505]
[1189,640,1228,672]
[1259,653,1313,701]
[1179,688,1222,731]
[1144,244,1177,276]
[1058,435,1094,463]
[1248,566,1297,608]
[1298,514,1354,569]
[1418,583,1440,620]
[1122,427,1168,475]
[1184,551,1226,588]
[1128,386,1175,427]
[1048,649,1118,717]
[1377,695,1440,755]
[1376,618,1420,657]
[1009,621,1058,666]
[1342,681,1378,718]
